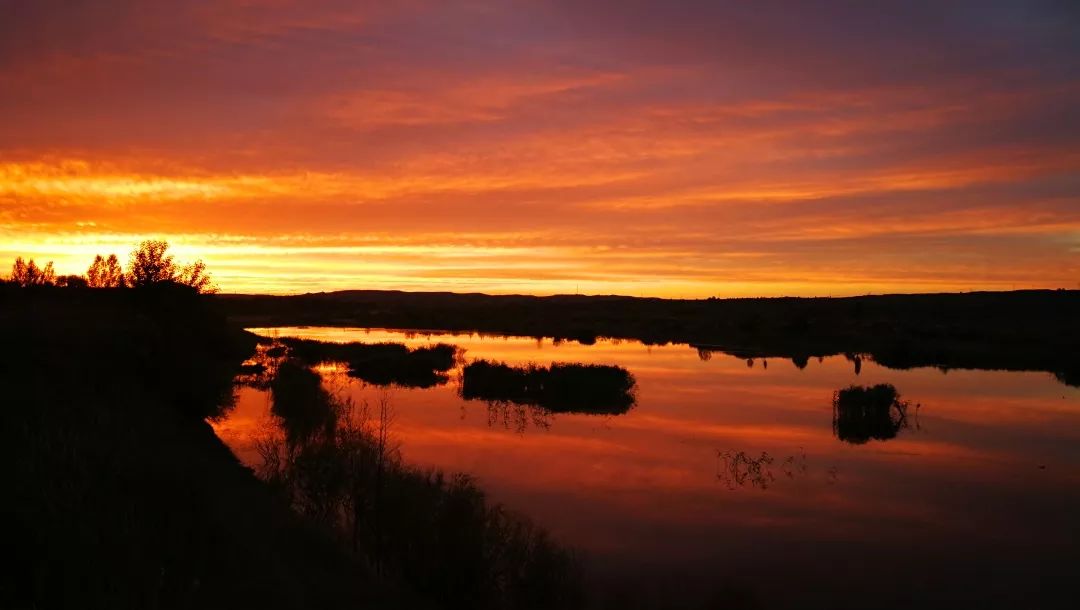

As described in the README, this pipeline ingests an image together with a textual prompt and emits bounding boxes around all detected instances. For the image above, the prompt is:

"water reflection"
[213,327,1080,609]
[831,384,916,445]
[481,401,553,434]
[714,448,843,493]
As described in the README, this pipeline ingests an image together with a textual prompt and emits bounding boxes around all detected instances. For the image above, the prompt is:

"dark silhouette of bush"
[55,274,88,288]
[281,337,458,388]
[461,360,636,414]
[831,384,912,444]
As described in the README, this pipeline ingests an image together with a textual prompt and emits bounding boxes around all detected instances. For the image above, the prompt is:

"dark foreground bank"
[1,285,588,610]
[219,289,1080,385]
[0,286,417,609]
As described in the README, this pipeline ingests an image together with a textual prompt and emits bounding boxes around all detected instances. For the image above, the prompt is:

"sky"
[1,0,1078,296]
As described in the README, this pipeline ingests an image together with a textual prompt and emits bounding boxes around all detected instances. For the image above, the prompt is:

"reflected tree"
[831,384,915,444]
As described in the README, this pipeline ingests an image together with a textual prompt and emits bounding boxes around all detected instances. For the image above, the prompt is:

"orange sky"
[2,1,1078,296]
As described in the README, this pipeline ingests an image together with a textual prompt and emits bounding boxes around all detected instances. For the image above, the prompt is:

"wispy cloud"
[1,1,1078,295]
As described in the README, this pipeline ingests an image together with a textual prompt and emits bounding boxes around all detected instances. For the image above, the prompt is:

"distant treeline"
[2,239,215,293]
[218,289,1080,386]
[461,360,637,415]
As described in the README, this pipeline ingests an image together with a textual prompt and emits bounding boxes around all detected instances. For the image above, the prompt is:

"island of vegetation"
[460,360,637,415]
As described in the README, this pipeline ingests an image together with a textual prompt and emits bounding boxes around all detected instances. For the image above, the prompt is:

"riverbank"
[218,289,1079,385]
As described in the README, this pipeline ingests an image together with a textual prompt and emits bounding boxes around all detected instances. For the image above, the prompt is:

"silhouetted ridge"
[461,360,637,414]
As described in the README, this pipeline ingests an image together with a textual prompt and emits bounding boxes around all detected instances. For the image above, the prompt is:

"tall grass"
[257,358,586,609]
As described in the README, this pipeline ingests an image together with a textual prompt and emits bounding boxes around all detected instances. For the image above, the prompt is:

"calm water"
[213,327,1080,609]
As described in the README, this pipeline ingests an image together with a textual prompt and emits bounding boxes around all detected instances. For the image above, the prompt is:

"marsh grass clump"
[280,337,458,388]
[461,360,637,414]
[831,383,912,444]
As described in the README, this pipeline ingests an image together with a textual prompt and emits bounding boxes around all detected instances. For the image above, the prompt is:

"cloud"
[0,0,1077,295]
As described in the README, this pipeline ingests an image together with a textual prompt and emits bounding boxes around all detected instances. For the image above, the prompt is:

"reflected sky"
[213,327,1080,608]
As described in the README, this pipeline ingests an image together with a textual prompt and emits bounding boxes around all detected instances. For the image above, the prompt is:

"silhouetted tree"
[9,257,56,286]
[177,260,216,293]
[86,254,125,288]
[127,240,176,287]
[126,240,216,293]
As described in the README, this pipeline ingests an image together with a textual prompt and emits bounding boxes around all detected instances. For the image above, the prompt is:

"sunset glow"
[2,1,1078,296]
